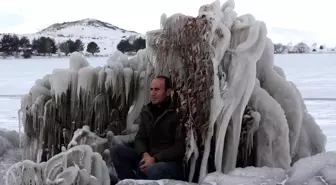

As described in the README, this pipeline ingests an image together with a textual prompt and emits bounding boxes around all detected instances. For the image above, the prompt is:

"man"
[110,76,186,183]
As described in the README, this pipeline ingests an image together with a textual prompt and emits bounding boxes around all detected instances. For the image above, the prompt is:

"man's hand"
[140,152,156,174]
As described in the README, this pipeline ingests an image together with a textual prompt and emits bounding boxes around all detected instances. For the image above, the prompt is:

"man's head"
[150,76,172,105]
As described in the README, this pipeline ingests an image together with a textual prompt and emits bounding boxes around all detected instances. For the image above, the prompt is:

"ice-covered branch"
[5,145,110,185]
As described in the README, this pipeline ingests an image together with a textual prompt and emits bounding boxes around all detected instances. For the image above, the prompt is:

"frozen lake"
[0,54,335,152]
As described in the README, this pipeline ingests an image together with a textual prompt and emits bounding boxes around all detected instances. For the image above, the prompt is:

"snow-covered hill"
[3,18,142,56]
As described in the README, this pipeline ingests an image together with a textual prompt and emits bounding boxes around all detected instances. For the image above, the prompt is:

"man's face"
[150,78,170,104]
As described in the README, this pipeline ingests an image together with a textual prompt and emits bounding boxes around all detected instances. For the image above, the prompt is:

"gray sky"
[0,0,334,45]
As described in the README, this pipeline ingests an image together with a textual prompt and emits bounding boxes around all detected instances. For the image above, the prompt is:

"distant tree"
[274,43,288,54]
[117,36,146,53]
[59,39,76,55]
[45,37,57,55]
[86,41,100,55]
[319,45,324,50]
[19,36,32,58]
[32,37,57,55]
[59,42,70,56]
[22,50,32,59]
[117,40,132,53]
[74,39,84,52]
[0,34,20,55]
[312,43,317,50]
[293,42,310,53]
[312,49,317,52]
[287,42,293,52]
[19,36,31,50]
[133,37,146,51]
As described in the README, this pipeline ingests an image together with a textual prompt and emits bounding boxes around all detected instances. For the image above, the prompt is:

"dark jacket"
[134,99,186,163]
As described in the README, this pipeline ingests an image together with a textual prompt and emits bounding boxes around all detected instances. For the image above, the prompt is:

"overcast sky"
[0,0,335,45]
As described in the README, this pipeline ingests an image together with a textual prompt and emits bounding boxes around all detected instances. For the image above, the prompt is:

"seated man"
[110,76,186,183]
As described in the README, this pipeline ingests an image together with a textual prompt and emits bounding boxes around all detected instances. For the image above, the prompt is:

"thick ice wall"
[247,79,291,169]
[289,82,326,163]
[256,38,303,158]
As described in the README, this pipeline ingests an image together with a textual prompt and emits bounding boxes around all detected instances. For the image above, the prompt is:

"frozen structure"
[6,0,329,184]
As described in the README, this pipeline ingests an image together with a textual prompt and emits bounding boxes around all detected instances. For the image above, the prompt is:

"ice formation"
[9,0,329,184]
[5,144,110,185]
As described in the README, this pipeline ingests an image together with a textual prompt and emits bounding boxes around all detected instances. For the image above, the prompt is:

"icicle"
[104,68,117,99]
[126,70,147,131]
[93,94,108,135]
[77,66,98,129]
[98,69,106,93]
[44,99,56,162]
[123,67,133,104]
[187,127,199,182]
[50,69,77,103]
[77,66,97,97]
[17,108,23,149]
[160,13,167,29]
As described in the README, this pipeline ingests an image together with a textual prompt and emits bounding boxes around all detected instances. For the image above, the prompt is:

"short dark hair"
[155,75,172,90]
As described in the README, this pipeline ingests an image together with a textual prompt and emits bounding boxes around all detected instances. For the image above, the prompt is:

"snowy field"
[0,54,335,180]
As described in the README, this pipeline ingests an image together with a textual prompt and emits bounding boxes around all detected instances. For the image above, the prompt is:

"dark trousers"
[110,144,184,181]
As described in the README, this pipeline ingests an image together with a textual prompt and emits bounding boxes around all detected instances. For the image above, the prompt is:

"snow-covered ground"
[0,53,335,183]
